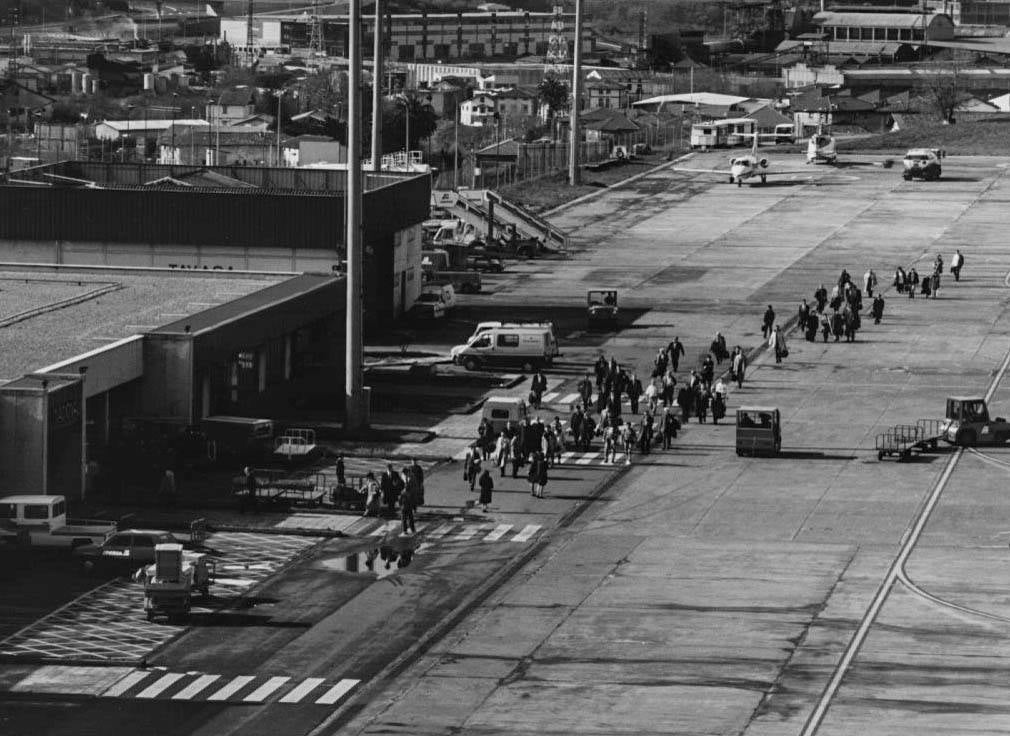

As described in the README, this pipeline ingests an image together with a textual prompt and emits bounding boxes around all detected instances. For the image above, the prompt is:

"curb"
[308,462,633,736]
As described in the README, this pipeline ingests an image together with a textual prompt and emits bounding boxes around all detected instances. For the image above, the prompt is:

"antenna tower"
[245,0,255,64]
[308,0,323,56]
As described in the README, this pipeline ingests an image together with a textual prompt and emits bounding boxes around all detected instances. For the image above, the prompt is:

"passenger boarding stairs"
[432,188,569,253]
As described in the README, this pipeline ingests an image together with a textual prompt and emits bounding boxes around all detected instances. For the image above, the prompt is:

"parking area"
[0,532,320,663]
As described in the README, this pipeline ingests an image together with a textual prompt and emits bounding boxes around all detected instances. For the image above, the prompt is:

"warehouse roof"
[0,268,283,381]
[813,11,933,28]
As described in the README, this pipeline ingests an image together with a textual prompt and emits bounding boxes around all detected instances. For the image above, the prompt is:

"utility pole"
[345,0,367,430]
[568,0,584,186]
[275,91,282,165]
[371,0,382,172]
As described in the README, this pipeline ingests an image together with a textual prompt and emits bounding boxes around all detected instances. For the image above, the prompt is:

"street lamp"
[398,94,411,154]
[78,366,88,501]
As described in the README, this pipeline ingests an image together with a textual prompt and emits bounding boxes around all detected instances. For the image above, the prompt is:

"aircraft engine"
[759,158,769,168]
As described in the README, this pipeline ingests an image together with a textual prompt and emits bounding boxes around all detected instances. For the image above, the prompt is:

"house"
[989,92,1010,111]
[158,125,277,166]
[493,88,538,119]
[460,91,498,126]
[94,119,210,155]
[282,135,347,167]
[228,113,276,132]
[207,87,258,126]
[812,11,954,45]
[582,111,640,143]
[585,79,629,110]
[746,104,793,133]
[0,80,56,128]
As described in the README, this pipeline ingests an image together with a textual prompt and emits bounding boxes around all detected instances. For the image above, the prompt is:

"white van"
[422,283,457,310]
[451,326,554,372]
[482,396,529,435]
[471,321,559,357]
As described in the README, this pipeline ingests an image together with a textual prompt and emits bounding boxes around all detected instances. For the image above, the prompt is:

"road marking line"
[207,675,255,701]
[540,391,560,403]
[559,452,577,464]
[575,452,597,465]
[136,672,186,699]
[172,674,220,700]
[560,392,581,404]
[801,343,1010,736]
[426,522,454,538]
[511,524,541,543]
[453,524,484,541]
[279,677,326,703]
[484,523,513,542]
[369,520,400,536]
[315,678,359,705]
[243,676,290,702]
[102,670,152,698]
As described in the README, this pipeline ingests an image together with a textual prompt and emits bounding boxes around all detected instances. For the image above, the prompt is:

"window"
[107,534,132,548]
[861,27,873,41]
[899,28,912,40]
[491,408,510,419]
[887,27,899,40]
[434,43,450,57]
[0,503,15,519]
[497,334,520,348]
[53,500,65,518]
[470,335,492,349]
[24,504,49,520]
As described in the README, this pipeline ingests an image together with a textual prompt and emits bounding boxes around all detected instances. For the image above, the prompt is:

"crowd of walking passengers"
[455,249,968,506]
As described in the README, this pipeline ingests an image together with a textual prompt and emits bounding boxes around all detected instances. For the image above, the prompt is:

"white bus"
[690,118,757,149]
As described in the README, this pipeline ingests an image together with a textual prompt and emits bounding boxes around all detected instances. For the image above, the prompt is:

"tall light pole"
[371,0,382,172]
[345,0,367,430]
[568,0,584,186]
[78,366,87,501]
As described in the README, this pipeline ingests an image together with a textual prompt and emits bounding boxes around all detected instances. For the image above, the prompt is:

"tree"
[923,64,960,124]
[538,76,569,118]
[382,93,438,152]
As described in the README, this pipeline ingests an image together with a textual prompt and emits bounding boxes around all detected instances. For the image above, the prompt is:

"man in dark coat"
[762,305,775,339]
[872,294,885,324]
[627,373,643,414]
[667,337,685,372]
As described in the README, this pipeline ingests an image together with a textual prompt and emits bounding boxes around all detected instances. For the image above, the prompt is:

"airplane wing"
[672,166,731,176]
[761,169,817,177]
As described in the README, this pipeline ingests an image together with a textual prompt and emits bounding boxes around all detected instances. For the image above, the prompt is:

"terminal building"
[0,162,430,496]
[220,11,591,62]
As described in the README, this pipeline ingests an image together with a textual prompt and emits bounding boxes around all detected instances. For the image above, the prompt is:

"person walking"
[770,325,787,363]
[478,468,494,512]
[529,370,548,409]
[494,433,509,478]
[380,464,398,515]
[894,266,906,294]
[667,337,685,372]
[578,372,594,408]
[242,466,258,514]
[907,267,919,298]
[621,422,636,464]
[662,407,679,449]
[603,423,617,463]
[398,483,416,535]
[798,299,810,329]
[814,283,828,312]
[863,269,877,298]
[527,450,543,497]
[930,269,940,299]
[762,305,775,339]
[510,433,523,479]
[409,458,425,506]
[335,455,346,489]
[700,353,715,387]
[677,384,694,423]
[951,249,964,281]
[363,472,382,517]
[731,347,747,389]
[872,293,885,324]
[820,311,831,343]
[627,372,643,414]
[695,387,710,423]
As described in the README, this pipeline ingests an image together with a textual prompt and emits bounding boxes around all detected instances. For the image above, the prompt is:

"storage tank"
[143,73,154,90]
[70,71,81,95]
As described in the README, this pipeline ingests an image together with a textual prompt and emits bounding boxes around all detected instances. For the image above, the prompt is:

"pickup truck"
[0,494,117,549]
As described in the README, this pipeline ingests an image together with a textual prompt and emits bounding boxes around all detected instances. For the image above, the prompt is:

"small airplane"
[674,133,814,187]
[806,127,837,164]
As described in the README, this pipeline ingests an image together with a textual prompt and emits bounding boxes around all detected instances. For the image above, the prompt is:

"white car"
[410,293,446,320]
[902,148,944,181]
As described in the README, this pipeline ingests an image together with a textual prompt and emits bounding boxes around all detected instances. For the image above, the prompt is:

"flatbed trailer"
[875,419,943,460]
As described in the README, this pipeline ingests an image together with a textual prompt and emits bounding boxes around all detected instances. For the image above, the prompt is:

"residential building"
[207,87,258,126]
[282,135,347,166]
[460,91,499,126]
[585,80,629,110]
[493,88,537,119]
[158,125,276,166]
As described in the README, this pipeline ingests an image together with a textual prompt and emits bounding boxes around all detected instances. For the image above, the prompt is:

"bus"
[690,118,757,149]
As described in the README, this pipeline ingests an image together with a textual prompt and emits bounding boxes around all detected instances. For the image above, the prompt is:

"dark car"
[466,254,505,273]
[74,529,179,573]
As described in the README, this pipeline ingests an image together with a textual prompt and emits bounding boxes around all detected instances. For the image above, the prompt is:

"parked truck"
[0,494,116,549]
[421,247,483,293]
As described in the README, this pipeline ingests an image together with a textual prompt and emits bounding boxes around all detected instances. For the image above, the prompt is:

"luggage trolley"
[875,419,943,461]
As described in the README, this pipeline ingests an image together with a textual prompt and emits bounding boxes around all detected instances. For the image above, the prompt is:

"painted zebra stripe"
[279,677,326,704]
[575,452,598,465]
[483,524,513,542]
[512,524,542,543]
[315,678,360,705]
[136,672,186,699]
[243,676,291,702]
[172,674,221,700]
[207,675,255,701]
[102,670,152,698]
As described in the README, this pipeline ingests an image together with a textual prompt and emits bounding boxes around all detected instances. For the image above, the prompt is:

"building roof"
[152,273,339,336]
[158,125,274,147]
[634,92,752,107]
[143,169,259,188]
[746,104,793,128]
[583,113,640,132]
[475,139,520,157]
[813,11,933,28]
[216,86,258,106]
[99,119,209,132]
[0,269,282,381]
[231,113,276,126]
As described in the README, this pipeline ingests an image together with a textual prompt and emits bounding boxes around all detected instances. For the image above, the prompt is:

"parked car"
[410,293,447,320]
[466,254,505,273]
[74,529,180,574]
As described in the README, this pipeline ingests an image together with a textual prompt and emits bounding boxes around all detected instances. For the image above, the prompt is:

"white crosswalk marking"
[103,670,152,698]
[483,523,513,542]
[512,524,542,543]
[560,392,581,405]
[172,674,220,700]
[426,522,455,538]
[559,451,577,464]
[244,676,291,702]
[207,675,255,701]
[540,391,560,403]
[369,520,400,536]
[576,452,598,465]
[279,677,326,704]
[453,524,485,541]
[315,678,360,705]
[136,672,186,699]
